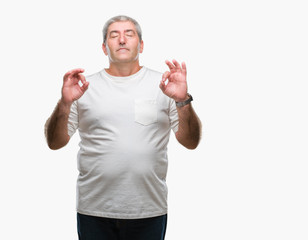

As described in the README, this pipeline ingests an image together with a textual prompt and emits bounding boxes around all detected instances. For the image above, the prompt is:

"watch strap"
[176,93,193,107]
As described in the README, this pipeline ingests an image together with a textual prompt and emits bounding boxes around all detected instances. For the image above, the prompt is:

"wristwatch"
[176,93,193,107]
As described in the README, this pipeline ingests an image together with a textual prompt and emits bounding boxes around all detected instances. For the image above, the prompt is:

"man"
[45,15,201,240]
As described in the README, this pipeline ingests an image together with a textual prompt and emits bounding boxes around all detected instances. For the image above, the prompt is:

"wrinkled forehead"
[107,21,137,34]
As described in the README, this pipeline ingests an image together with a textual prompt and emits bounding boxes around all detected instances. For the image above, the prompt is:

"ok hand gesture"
[159,60,188,102]
[61,68,89,104]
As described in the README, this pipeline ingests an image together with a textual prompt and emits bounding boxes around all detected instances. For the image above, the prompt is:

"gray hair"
[102,15,142,44]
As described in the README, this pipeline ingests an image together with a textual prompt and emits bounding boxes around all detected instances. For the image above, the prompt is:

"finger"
[162,71,170,82]
[78,76,87,88]
[165,60,175,71]
[172,59,181,70]
[77,73,86,82]
[72,68,85,74]
[159,80,166,92]
[71,71,86,85]
[66,68,85,77]
[81,81,90,92]
[64,68,85,81]
[181,62,187,75]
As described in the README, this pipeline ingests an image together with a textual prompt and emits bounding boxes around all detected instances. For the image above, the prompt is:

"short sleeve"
[169,98,179,133]
[67,101,79,137]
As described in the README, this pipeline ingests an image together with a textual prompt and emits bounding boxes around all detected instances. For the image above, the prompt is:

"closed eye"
[125,30,135,37]
[109,31,119,38]
[110,34,119,38]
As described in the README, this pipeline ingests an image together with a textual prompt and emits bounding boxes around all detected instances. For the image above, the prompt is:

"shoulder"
[143,67,163,87]
[85,70,103,82]
[144,67,163,78]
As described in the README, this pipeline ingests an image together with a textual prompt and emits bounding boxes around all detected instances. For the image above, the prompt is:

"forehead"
[107,21,137,33]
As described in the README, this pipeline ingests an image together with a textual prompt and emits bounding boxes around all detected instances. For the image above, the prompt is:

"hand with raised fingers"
[61,68,89,105]
[159,60,188,102]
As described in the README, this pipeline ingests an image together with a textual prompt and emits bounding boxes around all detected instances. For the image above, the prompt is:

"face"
[103,21,144,63]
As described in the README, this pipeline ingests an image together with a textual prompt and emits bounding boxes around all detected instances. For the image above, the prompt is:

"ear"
[102,43,108,56]
[139,40,144,54]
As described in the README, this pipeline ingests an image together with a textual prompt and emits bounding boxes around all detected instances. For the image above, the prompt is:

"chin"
[114,57,139,63]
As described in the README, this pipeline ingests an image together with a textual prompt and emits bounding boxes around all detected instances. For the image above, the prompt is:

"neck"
[105,61,142,77]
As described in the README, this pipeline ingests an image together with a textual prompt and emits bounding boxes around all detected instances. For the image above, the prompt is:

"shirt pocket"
[134,99,158,126]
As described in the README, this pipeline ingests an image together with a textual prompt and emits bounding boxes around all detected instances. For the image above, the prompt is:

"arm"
[45,68,89,150]
[159,60,201,149]
[45,100,72,150]
[175,100,201,149]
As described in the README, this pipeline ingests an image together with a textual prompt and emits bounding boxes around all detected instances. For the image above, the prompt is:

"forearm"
[175,103,201,149]
[45,99,71,150]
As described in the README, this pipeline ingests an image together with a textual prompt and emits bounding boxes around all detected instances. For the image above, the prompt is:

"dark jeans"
[77,213,167,240]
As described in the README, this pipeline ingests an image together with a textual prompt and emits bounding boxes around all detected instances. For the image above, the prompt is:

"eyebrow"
[124,29,135,34]
[109,29,136,35]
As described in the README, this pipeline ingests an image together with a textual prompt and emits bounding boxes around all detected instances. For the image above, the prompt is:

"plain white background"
[1,0,307,239]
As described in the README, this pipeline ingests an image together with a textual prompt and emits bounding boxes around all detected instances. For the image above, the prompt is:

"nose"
[119,34,126,45]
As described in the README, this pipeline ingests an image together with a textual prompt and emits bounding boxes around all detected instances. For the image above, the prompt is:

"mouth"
[117,48,129,52]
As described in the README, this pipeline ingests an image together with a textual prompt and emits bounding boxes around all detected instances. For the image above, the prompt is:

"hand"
[159,60,188,102]
[61,68,89,105]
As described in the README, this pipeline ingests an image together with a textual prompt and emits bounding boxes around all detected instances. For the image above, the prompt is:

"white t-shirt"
[68,67,179,219]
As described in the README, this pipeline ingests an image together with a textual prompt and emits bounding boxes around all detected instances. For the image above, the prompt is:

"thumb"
[160,71,170,91]
[159,80,166,92]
